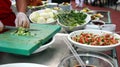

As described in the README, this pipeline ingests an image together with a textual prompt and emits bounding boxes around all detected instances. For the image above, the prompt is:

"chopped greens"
[57,10,87,26]
[11,27,35,36]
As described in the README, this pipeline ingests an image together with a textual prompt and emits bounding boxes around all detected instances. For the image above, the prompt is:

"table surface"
[0,33,119,67]
[0,33,69,67]
[2,5,118,67]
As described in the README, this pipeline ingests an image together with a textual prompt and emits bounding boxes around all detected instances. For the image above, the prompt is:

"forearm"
[16,0,28,13]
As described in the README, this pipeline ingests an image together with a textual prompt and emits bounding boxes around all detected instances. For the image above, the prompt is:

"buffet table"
[0,2,119,67]
[0,33,119,67]
[0,33,69,67]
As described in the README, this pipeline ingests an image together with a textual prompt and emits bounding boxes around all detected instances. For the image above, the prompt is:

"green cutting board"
[0,23,61,56]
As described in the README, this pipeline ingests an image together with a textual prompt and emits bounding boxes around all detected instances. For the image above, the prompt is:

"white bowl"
[68,29,120,52]
[0,63,48,67]
[57,13,91,32]
[29,8,57,24]
[33,37,55,54]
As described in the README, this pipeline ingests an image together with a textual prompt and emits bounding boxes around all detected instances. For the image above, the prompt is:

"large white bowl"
[0,63,48,67]
[32,37,55,54]
[29,8,57,24]
[57,13,91,32]
[68,29,120,52]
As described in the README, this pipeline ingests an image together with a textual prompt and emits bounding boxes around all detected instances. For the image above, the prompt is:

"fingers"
[15,12,30,28]
[22,19,30,28]
[0,21,4,32]
[15,17,22,27]
[15,19,30,28]
[15,18,19,27]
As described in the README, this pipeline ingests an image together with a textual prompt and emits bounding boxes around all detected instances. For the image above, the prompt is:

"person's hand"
[0,21,4,32]
[15,12,30,28]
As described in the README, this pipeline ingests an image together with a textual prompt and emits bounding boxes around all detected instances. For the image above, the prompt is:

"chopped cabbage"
[48,12,54,18]
[30,11,40,22]
[46,18,55,23]
[37,17,46,23]
[44,8,52,13]
[30,8,57,24]
[40,12,50,19]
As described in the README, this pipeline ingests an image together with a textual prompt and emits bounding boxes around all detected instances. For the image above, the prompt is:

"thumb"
[0,21,4,32]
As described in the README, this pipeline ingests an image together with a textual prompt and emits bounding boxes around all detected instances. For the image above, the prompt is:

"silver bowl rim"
[58,51,116,67]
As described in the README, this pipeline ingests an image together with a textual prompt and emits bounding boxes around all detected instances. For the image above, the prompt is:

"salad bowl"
[29,8,58,24]
[68,29,120,52]
[57,10,91,32]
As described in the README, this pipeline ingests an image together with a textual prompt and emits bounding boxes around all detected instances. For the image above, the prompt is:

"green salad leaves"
[57,10,87,26]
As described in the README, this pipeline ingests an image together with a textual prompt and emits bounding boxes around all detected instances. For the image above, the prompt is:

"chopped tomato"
[72,32,119,46]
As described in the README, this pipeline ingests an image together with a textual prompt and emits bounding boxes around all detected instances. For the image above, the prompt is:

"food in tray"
[71,32,119,46]
[27,1,47,9]
[29,8,57,24]
[81,7,94,13]
[28,0,43,6]
[59,2,70,6]
[91,13,104,20]
[81,7,90,12]
[53,7,63,11]
[95,13,104,17]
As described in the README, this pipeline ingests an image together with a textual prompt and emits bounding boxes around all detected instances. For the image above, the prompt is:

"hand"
[0,21,4,32]
[15,12,30,28]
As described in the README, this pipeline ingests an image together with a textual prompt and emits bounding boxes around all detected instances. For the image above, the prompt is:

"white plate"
[0,63,48,67]
[32,37,55,54]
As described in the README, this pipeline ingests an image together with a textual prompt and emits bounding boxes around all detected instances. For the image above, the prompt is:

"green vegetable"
[12,27,35,36]
[57,10,87,27]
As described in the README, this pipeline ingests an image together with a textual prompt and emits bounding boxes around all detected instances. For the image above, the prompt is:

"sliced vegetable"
[71,32,119,46]
[11,27,35,36]
[57,10,87,27]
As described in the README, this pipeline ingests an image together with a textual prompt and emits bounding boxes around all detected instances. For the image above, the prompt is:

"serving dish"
[0,63,48,67]
[27,1,47,9]
[33,37,55,54]
[68,29,120,52]
[58,52,116,67]
[80,7,95,13]
[57,10,91,32]
[29,8,58,24]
